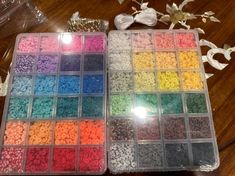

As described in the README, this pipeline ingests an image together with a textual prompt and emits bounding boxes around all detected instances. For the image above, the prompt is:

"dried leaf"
[202,17,207,23]
[159,15,170,22]
[179,0,194,10]
[210,16,220,22]
[204,11,215,16]
[185,13,197,20]
[172,3,179,11]
[140,2,149,10]
[223,44,231,50]
[132,6,137,11]
[166,4,173,14]
[194,27,205,34]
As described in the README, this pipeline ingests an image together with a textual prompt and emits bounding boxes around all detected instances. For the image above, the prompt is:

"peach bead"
[28,121,52,145]
[156,52,177,69]
[133,52,155,70]
[54,120,78,145]
[4,121,27,145]
[179,51,200,69]
[176,33,197,48]
[154,32,174,49]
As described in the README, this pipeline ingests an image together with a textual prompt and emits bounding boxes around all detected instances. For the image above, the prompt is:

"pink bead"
[62,35,82,52]
[175,33,197,48]
[18,36,39,52]
[84,35,105,52]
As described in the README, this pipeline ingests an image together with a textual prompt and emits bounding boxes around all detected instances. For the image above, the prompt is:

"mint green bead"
[111,94,132,116]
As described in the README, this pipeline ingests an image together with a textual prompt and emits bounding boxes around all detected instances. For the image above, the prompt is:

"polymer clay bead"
[40,35,59,52]
[83,74,103,93]
[54,120,78,145]
[32,97,53,119]
[175,32,197,48]
[186,93,207,113]
[111,94,132,116]
[136,118,160,140]
[34,75,56,95]
[11,75,33,96]
[132,32,153,50]
[160,93,183,114]
[61,34,82,52]
[0,147,24,173]
[84,35,105,52]
[138,144,163,167]
[52,148,76,172]
[14,55,35,73]
[179,51,200,69]
[134,72,155,92]
[192,143,215,166]
[135,94,158,115]
[110,119,135,141]
[25,147,49,172]
[36,55,58,73]
[110,143,137,172]
[58,75,80,94]
[18,36,39,52]
[7,97,29,119]
[79,146,104,172]
[189,117,211,138]
[4,121,27,145]
[156,52,177,69]
[165,143,189,167]
[60,54,81,71]
[82,96,103,117]
[108,32,131,50]
[109,52,132,71]
[154,32,174,49]
[181,71,204,90]
[79,120,104,145]
[158,71,180,91]
[163,117,186,139]
[56,97,79,118]
[133,52,155,70]
[84,54,104,71]
[28,121,52,145]
[110,72,133,93]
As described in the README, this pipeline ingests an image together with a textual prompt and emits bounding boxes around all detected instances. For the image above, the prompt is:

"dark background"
[0,0,235,175]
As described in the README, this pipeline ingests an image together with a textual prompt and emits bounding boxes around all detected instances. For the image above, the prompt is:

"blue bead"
[83,74,103,93]
[58,75,80,94]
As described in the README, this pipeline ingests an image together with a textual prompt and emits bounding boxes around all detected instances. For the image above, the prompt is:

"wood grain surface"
[0,0,235,175]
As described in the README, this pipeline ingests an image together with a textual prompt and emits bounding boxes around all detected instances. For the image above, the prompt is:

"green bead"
[161,94,183,114]
[186,93,207,113]
[111,94,132,116]
[135,94,158,115]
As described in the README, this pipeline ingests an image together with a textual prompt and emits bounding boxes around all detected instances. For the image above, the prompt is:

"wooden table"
[0,0,235,175]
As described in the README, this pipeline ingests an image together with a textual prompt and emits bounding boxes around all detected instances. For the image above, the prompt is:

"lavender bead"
[14,55,35,73]
[36,55,58,73]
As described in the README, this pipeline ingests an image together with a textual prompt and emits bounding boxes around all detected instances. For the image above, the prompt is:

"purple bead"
[36,55,58,73]
[84,54,104,71]
[14,55,35,73]
[60,54,81,71]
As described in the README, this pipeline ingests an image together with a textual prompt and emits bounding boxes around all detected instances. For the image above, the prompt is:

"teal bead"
[32,97,53,119]
[7,97,29,119]
[161,94,183,114]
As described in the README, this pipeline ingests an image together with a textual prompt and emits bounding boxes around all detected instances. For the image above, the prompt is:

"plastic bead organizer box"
[0,30,219,175]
